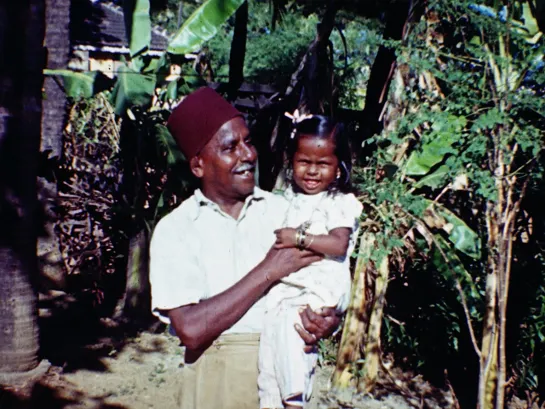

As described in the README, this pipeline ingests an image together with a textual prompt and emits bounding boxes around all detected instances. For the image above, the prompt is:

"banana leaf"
[167,0,246,55]
[154,124,186,166]
[414,165,449,189]
[431,234,481,307]
[110,64,156,116]
[423,199,481,259]
[123,0,152,57]
[405,132,456,176]
[44,69,112,99]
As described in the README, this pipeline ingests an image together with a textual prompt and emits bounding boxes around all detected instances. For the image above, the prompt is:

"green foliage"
[331,15,383,109]
[205,2,317,84]
[167,0,246,55]
[154,124,186,167]
[43,70,112,99]
[110,63,157,115]
[124,0,152,57]
[346,0,544,397]
[205,1,382,105]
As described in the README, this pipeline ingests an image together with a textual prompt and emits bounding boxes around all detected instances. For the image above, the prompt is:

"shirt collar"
[191,187,266,221]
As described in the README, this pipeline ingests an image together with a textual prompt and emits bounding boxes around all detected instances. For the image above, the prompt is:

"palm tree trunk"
[0,0,46,376]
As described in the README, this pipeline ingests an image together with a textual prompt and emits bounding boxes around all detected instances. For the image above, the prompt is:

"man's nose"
[240,141,257,162]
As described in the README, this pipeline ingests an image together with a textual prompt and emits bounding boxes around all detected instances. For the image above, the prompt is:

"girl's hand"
[274,228,297,249]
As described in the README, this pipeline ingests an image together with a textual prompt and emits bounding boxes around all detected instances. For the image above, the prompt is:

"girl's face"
[293,135,339,195]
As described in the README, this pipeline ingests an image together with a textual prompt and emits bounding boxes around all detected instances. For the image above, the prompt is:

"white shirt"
[149,187,288,334]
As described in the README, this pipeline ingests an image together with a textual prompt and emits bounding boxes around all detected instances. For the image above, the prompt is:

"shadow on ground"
[38,289,166,374]
[0,378,128,409]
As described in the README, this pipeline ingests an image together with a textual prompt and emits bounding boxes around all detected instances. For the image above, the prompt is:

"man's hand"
[261,246,322,282]
[274,228,297,249]
[295,306,341,353]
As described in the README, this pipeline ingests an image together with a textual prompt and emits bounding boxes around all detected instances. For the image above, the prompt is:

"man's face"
[192,117,257,202]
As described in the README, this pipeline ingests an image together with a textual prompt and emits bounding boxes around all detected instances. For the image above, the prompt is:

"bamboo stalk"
[478,203,499,409]
[359,254,390,393]
[332,232,375,389]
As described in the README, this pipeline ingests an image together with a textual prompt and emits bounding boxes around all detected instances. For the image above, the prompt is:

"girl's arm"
[274,227,351,258]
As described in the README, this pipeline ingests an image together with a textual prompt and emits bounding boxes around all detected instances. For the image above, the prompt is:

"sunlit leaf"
[405,133,456,176]
[166,80,178,101]
[167,0,246,55]
[44,69,112,99]
[414,165,449,189]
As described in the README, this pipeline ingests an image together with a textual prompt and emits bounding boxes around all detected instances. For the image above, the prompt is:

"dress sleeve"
[326,193,363,232]
[149,214,205,323]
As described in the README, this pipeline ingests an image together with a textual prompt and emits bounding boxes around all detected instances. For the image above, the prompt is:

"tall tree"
[0,0,46,377]
[228,0,248,97]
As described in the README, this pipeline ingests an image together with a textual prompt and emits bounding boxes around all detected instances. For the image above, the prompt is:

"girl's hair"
[286,115,353,194]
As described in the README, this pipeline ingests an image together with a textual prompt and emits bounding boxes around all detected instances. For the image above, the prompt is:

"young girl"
[258,113,363,409]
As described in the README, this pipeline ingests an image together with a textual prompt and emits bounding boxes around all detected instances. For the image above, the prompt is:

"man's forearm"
[168,261,272,351]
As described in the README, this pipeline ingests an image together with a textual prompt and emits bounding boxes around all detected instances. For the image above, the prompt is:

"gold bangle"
[296,227,306,249]
[304,234,315,249]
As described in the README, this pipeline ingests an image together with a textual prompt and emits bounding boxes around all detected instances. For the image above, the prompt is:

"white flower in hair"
[284,109,314,139]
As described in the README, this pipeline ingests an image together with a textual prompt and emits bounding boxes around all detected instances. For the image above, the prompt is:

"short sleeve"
[326,193,363,232]
[149,214,205,324]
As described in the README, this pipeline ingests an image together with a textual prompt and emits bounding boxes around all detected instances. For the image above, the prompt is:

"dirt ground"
[0,292,457,409]
[0,326,338,409]
[0,326,460,409]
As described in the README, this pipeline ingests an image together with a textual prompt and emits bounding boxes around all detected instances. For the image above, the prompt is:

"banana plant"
[333,1,544,402]
[45,0,246,114]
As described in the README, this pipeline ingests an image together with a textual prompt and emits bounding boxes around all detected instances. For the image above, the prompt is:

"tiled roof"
[71,0,169,52]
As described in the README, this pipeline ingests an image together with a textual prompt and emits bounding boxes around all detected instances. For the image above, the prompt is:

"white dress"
[258,188,362,408]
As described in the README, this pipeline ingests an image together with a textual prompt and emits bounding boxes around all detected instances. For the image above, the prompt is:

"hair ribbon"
[284,109,314,139]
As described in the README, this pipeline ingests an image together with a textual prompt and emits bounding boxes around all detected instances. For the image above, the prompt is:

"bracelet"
[295,227,307,249]
[304,234,315,249]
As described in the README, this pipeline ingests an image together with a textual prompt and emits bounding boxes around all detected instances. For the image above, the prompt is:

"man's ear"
[190,156,204,178]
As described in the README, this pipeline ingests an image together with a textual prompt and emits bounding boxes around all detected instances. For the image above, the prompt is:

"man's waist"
[213,332,260,347]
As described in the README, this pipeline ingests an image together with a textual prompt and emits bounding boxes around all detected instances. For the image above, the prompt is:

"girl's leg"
[258,310,283,409]
[275,304,318,408]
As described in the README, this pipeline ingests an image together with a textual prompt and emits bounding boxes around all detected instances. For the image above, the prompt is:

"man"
[149,87,340,409]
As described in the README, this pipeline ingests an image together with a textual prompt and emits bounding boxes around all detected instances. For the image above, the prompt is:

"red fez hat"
[167,87,243,159]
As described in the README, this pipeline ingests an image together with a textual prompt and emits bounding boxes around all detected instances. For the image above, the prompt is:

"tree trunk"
[114,229,152,324]
[228,0,248,98]
[332,233,375,390]
[0,0,46,376]
[355,0,413,154]
[38,0,71,292]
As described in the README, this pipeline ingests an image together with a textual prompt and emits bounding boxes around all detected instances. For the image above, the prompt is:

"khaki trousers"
[178,333,261,409]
